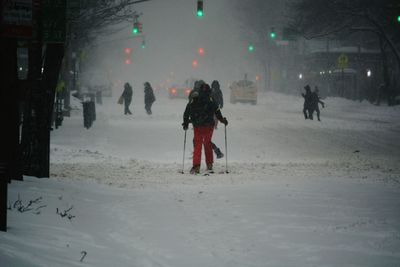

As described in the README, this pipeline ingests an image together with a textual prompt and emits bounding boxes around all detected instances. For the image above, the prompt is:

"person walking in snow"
[211,80,224,109]
[182,83,228,174]
[301,85,313,120]
[310,86,325,121]
[120,82,133,115]
[210,80,225,158]
[144,82,156,115]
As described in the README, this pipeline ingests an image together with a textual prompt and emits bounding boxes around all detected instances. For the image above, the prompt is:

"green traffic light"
[248,45,254,52]
[197,1,203,17]
[132,28,138,35]
[398,15,400,23]
[270,32,276,39]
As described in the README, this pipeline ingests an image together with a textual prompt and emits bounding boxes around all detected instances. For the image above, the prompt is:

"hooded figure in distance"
[121,82,133,115]
[144,82,156,115]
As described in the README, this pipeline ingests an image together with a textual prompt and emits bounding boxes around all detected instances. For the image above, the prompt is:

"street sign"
[0,0,33,38]
[337,53,348,69]
[42,0,66,43]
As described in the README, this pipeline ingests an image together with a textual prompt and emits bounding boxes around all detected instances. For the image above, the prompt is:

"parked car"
[229,79,257,105]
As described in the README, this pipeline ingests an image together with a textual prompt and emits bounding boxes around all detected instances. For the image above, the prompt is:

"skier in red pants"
[182,83,228,174]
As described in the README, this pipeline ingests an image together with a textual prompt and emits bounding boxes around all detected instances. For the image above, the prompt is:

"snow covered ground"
[1,91,400,267]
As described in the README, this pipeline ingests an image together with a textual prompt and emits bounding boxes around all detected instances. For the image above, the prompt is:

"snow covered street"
[1,92,400,266]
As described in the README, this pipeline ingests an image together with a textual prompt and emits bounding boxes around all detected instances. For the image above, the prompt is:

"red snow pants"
[193,126,214,166]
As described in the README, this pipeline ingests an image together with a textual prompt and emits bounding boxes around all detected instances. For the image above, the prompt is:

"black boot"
[207,163,214,173]
[215,148,224,159]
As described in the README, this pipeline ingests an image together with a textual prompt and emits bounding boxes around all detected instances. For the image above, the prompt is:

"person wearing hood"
[311,86,325,121]
[144,82,156,115]
[182,83,228,174]
[188,80,205,101]
[301,85,313,120]
[211,80,223,109]
[188,80,224,159]
[121,82,133,115]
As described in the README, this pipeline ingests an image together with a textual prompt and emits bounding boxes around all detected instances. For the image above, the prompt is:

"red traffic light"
[192,59,198,68]
[124,48,132,54]
[125,59,132,65]
[198,47,204,56]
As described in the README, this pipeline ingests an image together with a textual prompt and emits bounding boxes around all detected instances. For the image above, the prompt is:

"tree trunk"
[21,3,43,177]
[21,41,43,176]
[37,44,65,177]
[0,38,19,231]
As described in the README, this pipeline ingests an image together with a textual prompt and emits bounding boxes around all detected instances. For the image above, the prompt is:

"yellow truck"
[229,80,257,105]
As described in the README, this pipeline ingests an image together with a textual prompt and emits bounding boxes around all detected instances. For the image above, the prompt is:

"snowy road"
[1,92,400,266]
[50,92,400,186]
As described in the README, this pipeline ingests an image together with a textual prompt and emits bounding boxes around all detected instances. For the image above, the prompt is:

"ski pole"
[181,129,187,174]
[224,124,229,173]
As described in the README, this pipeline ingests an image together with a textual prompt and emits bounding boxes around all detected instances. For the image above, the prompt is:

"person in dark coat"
[122,82,133,115]
[188,80,205,101]
[301,85,313,119]
[182,83,228,174]
[144,82,156,115]
[310,86,325,121]
[188,81,224,159]
[211,80,223,109]
[210,80,225,157]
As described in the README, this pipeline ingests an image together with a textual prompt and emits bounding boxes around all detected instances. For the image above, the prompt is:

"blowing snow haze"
[1,0,400,266]
[91,0,276,91]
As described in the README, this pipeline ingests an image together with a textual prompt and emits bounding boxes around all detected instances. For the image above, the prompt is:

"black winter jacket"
[183,93,223,127]
[122,85,133,101]
[144,85,155,104]
[310,92,324,108]
[211,85,224,109]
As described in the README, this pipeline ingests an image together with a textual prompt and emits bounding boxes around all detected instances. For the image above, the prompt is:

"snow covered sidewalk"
[2,173,400,267]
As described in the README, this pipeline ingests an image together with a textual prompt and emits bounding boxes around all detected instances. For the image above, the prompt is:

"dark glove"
[221,117,228,126]
[182,122,189,130]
